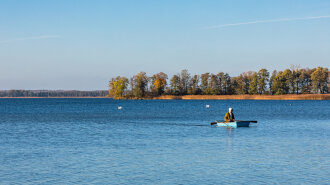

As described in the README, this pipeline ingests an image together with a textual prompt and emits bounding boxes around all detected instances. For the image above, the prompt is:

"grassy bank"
[152,94,330,100]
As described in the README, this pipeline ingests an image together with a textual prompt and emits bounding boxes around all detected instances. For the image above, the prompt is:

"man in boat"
[224,108,235,122]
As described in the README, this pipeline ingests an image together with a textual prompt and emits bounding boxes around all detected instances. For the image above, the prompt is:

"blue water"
[0,99,329,184]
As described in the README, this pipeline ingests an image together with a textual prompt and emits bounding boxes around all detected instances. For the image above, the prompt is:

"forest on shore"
[0,90,108,97]
[109,66,329,99]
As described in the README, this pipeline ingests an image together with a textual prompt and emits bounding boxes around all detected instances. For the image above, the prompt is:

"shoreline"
[0,97,107,99]
[152,94,330,100]
[1,94,329,100]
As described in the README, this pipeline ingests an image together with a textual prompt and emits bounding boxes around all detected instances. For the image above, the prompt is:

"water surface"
[0,99,329,184]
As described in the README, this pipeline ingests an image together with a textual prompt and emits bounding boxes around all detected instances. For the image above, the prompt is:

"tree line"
[0,90,108,97]
[109,67,329,99]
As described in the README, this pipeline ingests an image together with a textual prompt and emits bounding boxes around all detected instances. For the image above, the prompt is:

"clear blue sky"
[0,0,329,90]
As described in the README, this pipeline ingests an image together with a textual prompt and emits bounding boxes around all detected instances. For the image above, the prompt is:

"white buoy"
[206,104,210,108]
[118,106,122,110]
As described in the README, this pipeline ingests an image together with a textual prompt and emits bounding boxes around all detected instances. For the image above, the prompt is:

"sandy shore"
[1,94,329,100]
[152,94,330,100]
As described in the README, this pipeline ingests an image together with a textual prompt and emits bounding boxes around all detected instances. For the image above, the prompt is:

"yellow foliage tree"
[109,76,128,99]
[151,72,168,96]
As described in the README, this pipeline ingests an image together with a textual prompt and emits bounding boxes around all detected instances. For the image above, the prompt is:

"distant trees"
[222,73,232,95]
[234,72,250,94]
[132,72,148,98]
[257,69,269,94]
[311,67,328,94]
[248,72,258,95]
[0,90,108,97]
[269,70,277,95]
[216,72,225,94]
[272,71,289,95]
[179,69,190,95]
[188,75,200,95]
[150,72,168,96]
[109,76,129,99]
[108,67,329,99]
[209,74,219,95]
[299,69,312,94]
[233,75,245,95]
[170,75,180,95]
[200,73,209,94]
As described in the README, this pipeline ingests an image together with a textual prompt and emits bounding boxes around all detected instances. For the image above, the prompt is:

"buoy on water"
[118,106,122,110]
[206,104,210,108]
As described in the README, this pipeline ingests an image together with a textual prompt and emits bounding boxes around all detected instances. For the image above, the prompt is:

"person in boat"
[224,108,235,122]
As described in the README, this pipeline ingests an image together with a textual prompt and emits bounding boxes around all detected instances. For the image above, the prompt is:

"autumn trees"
[170,75,180,95]
[257,69,269,94]
[132,72,148,98]
[269,67,329,95]
[151,72,168,96]
[108,67,329,99]
[311,67,328,94]
[109,76,129,99]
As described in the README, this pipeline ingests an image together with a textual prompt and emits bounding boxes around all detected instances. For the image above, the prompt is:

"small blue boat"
[216,121,252,128]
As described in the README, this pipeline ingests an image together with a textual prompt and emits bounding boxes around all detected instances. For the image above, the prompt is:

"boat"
[211,120,257,128]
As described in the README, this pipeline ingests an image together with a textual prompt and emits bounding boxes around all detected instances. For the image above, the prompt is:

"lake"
[0,99,329,184]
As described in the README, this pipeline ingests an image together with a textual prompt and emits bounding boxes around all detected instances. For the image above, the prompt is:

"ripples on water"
[0,99,329,184]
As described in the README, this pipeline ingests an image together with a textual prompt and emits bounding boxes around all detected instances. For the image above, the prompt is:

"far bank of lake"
[1,94,329,100]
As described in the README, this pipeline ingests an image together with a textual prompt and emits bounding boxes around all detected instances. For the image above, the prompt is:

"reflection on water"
[225,127,234,146]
